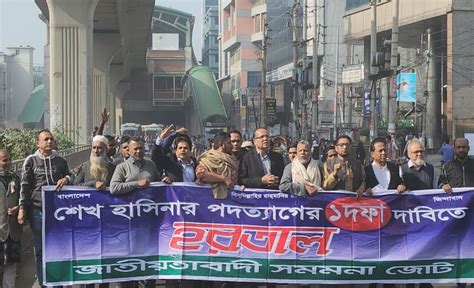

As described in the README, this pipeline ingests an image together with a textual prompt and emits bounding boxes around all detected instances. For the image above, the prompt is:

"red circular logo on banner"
[325,196,392,231]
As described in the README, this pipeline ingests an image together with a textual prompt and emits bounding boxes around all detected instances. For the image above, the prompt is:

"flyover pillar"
[46,0,99,144]
[93,34,121,134]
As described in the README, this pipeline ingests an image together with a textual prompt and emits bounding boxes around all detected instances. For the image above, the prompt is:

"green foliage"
[0,128,75,160]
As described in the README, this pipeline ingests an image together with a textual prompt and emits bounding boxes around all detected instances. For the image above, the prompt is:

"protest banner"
[43,184,474,285]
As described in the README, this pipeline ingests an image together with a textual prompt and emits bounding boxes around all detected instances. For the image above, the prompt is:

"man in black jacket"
[365,138,406,194]
[151,124,198,183]
[238,128,284,189]
[439,137,474,193]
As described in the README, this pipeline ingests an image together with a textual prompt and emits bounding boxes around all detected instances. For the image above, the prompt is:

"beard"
[413,158,425,167]
[297,157,310,165]
[90,154,108,182]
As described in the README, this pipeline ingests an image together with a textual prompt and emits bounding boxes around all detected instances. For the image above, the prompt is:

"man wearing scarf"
[0,150,22,288]
[279,141,322,197]
[196,132,238,199]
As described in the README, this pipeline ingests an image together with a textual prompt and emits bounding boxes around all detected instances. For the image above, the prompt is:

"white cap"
[92,135,109,146]
[242,140,254,148]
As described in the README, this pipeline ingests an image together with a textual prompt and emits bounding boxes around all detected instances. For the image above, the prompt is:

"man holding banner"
[400,139,435,190]
[365,137,406,194]
[439,138,474,193]
[19,129,71,288]
[110,137,165,195]
[279,140,322,197]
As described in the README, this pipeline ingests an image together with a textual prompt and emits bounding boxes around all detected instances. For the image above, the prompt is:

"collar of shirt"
[371,161,387,170]
[178,158,194,167]
[127,157,145,167]
[407,159,426,168]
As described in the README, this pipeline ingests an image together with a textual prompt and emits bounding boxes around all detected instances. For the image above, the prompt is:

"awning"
[187,66,227,123]
[18,84,45,124]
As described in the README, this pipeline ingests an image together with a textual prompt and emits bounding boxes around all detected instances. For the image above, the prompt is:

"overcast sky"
[0,0,203,65]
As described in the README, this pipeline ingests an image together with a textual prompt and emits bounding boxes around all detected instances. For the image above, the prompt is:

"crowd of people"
[0,111,472,287]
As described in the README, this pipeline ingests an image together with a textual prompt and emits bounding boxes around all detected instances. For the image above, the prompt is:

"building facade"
[202,0,219,76]
[218,0,266,139]
[0,46,35,128]
[344,0,474,147]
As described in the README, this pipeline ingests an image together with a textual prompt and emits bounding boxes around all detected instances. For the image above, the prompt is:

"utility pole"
[260,22,269,128]
[370,0,378,139]
[388,0,399,135]
[311,0,319,136]
[301,0,308,140]
[334,26,340,139]
[291,0,301,139]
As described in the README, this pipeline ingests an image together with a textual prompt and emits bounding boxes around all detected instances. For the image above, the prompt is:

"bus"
[120,123,141,137]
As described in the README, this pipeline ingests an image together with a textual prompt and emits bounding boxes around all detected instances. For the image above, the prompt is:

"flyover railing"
[11,145,91,175]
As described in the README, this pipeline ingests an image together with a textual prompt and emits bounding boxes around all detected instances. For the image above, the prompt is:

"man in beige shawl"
[196,132,238,199]
[279,140,322,197]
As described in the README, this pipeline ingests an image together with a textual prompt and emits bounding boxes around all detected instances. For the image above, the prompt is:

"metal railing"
[11,145,91,174]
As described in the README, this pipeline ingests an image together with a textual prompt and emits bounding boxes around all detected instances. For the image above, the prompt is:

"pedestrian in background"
[0,149,22,288]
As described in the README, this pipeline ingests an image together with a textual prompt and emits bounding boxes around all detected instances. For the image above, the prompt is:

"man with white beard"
[73,135,115,191]
[400,139,435,190]
[279,140,322,197]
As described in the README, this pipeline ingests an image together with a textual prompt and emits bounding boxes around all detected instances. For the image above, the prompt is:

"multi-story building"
[202,0,219,77]
[264,0,363,138]
[0,46,35,128]
[146,5,227,139]
[218,0,266,138]
[0,61,6,127]
[344,0,474,147]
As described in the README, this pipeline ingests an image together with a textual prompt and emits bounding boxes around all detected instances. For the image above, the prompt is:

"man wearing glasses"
[322,135,366,194]
[400,139,435,190]
[238,128,285,189]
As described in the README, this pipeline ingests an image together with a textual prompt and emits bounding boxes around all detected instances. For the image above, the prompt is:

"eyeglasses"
[337,143,350,147]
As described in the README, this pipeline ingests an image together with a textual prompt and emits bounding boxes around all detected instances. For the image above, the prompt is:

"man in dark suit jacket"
[365,137,406,193]
[238,128,285,189]
[151,124,198,183]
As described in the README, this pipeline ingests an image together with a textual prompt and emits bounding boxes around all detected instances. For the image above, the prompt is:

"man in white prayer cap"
[73,135,116,191]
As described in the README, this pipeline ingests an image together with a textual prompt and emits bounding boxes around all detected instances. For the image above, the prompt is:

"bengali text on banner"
[42,184,474,285]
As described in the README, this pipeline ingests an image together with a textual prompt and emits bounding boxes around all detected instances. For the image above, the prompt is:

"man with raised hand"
[322,135,366,194]
[151,124,198,183]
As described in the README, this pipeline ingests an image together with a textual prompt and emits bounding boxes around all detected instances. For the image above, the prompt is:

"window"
[254,14,262,33]
[230,48,241,66]
[247,71,261,88]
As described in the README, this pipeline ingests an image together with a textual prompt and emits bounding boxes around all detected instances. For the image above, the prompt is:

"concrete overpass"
[35,0,154,144]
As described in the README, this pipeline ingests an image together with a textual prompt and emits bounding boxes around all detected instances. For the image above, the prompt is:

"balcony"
[153,88,184,107]
[251,31,263,44]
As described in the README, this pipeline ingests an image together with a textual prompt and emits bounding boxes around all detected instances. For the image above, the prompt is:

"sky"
[0,0,203,65]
